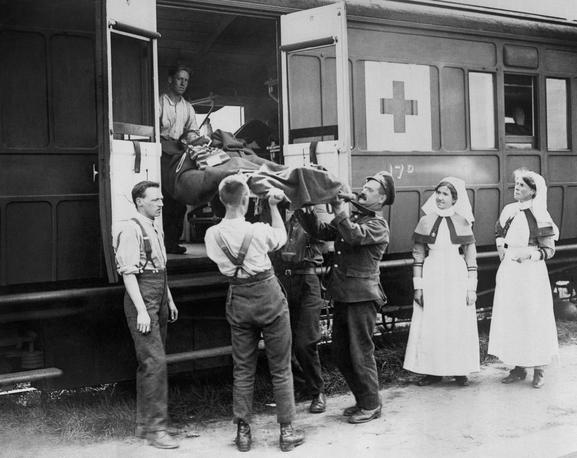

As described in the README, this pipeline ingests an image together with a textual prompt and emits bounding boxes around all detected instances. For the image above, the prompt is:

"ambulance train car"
[1,0,577,389]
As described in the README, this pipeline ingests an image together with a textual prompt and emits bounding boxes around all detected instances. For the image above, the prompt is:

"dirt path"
[6,344,577,458]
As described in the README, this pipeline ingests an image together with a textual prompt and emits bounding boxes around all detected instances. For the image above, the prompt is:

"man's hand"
[414,289,424,307]
[137,310,151,334]
[466,290,477,306]
[169,302,179,323]
[268,189,286,207]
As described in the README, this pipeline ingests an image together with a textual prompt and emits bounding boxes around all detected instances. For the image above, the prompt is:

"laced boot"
[147,430,179,449]
[343,405,360,417]
[235,420,252,452]
[309,393,327,413]
[501,366,527,384]
[532,369,545,389]
[279,423,305,452]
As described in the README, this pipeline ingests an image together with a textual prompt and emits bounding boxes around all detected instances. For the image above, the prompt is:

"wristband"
[413,277,424,289]
[496,237,506,248]
[467,278,477,291]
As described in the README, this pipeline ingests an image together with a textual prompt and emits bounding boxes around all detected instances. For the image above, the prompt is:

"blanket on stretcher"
[162,131,342,209]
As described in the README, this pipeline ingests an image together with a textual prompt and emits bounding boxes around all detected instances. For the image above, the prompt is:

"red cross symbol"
[380,81,418,133]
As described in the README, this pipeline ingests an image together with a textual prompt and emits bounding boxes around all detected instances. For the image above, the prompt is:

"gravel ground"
[4,343,577,458]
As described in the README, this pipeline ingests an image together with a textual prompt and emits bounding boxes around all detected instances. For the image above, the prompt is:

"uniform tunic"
[298,208,388,410]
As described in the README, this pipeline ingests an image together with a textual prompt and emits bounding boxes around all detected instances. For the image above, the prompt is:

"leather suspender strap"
[132,141,142,173]
[131,218,156,270]
[215,229,254,278]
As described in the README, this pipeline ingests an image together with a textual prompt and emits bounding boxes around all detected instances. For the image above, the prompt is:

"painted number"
[387,163,415,180]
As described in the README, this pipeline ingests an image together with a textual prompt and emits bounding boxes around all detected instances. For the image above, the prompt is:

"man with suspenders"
[205,175,305,452]
[114,181,180,449]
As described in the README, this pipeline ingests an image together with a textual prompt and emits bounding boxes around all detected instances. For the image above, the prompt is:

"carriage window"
[469,72,495,150]
[286,46,338,144]
[111,32,154,140]
[546,78,569,151]
[504,74,536,149]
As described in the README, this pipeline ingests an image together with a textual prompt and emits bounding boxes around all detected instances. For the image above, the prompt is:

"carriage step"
[0,367,62,386]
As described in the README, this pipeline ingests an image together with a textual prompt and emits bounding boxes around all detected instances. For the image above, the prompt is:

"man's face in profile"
[169,70,190,96]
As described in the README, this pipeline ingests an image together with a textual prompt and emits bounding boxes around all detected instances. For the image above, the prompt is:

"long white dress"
[488,210,559,366]
[404,218,480,376]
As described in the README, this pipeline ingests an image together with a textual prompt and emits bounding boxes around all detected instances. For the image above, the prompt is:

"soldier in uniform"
[297,172,395,424]
[277,208,327,414]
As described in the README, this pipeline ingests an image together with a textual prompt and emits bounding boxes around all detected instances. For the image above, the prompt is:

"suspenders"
[130,217,157,271]
[214,229,254,278]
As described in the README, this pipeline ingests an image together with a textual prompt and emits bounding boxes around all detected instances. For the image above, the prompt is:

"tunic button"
[334,264,338,268]
[337,251,341,255]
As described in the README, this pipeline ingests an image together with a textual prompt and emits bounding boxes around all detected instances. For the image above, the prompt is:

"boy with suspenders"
[205,175,305,452]
[115,181,180,449]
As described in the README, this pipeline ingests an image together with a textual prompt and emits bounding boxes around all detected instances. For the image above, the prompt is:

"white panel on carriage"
[107,0,157,33]
[469,72,496,150]
[364,62,432,152]
[110,140,162,241]
[280,2,344,48]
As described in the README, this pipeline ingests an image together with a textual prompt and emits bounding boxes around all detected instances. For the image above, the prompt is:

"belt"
[503,243,537,249]
[229,269,275,285]
[140,268,166,273]
[283,267,317,276]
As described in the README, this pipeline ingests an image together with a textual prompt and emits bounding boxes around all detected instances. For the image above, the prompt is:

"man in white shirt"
[204,176,305,453]
[115,181,179,449]
[159,65,199,254]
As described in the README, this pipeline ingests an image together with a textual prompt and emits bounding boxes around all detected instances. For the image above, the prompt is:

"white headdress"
[421,176,474,224]
[515,169,559,240]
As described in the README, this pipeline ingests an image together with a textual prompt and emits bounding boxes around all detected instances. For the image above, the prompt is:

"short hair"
[168,65,191,79]
[219,175,249,206]
[436,181,458,202]
[132,181,160,206]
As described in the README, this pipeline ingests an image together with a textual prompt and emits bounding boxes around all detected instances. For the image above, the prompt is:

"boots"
[235,420,252,452]
[501,366,527,384]
[147,430,179,449]
[309,393,327,413]
[279,423,305,452]
[532,369,545,389]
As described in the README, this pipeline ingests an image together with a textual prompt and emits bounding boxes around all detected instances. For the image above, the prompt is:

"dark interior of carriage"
[156,8,279,256]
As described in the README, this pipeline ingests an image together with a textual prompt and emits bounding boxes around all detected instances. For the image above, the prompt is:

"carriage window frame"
[468,71,496,150]
[545,77,570,151]
[504,73,537,150]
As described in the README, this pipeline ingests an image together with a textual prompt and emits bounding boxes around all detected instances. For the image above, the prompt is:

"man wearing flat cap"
[296,171,394,424]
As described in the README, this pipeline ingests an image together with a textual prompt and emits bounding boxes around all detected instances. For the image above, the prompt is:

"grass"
[1,320,577,445]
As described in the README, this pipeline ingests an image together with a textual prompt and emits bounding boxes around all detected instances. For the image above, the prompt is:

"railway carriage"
[1,0,577,389]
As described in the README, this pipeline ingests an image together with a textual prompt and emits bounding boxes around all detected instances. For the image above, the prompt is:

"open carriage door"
[280,2,351,183]
[97,0,161,281]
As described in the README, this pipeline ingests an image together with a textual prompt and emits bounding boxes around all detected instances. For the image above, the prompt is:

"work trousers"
[279,272,324,397]
[124,270,169,433]
[162,191,186,250]
[332,300,380,410]
[226,273,295,424]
